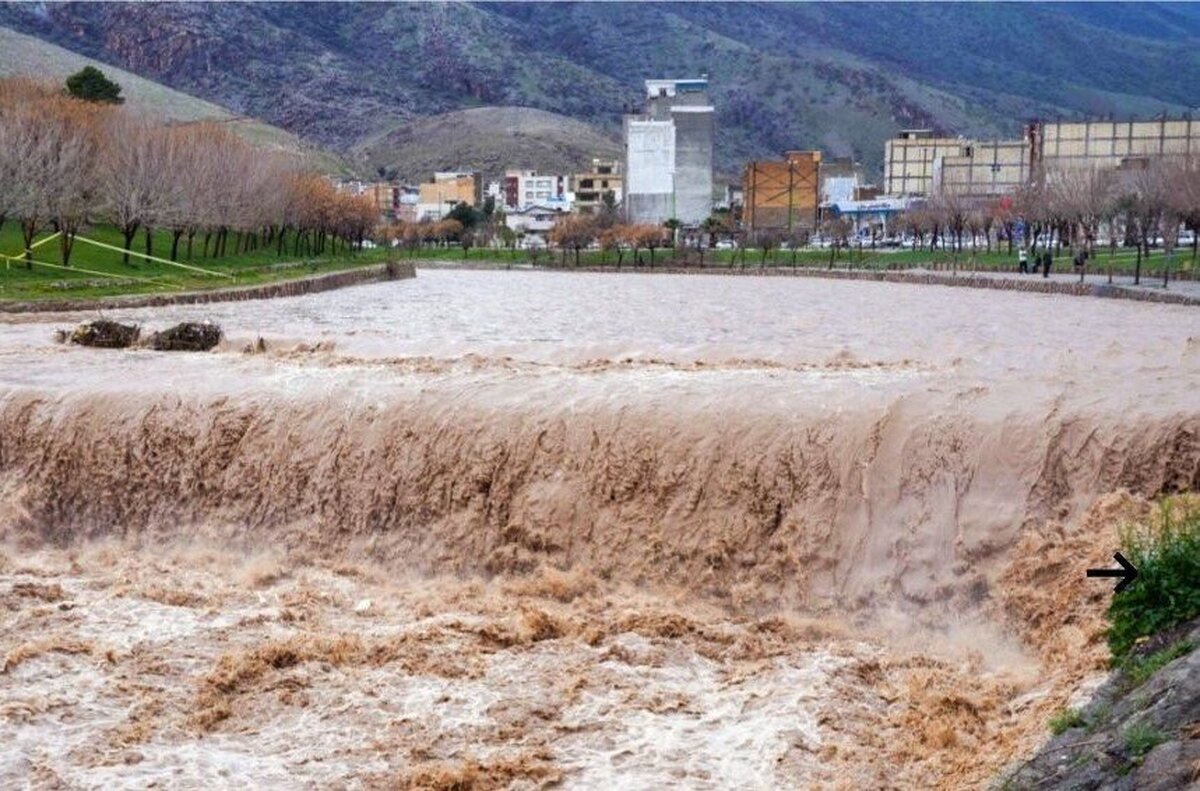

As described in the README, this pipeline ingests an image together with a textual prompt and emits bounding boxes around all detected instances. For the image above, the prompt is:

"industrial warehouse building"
[624,78,714,226]
[935,139,1031,198]
[1033,117,1199,170]
[884,115,1200,199]
[883,130,974,196]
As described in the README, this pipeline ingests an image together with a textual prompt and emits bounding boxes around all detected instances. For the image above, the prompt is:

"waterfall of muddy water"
[1,270,1198,788]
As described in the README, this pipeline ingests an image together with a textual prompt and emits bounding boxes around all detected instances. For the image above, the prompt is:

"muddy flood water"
[2,270,1198,788]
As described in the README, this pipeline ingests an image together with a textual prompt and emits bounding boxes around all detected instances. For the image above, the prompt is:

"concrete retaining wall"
[414,260,1200,307]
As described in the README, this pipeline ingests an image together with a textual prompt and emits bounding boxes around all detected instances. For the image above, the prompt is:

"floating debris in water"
[65,320,140,349]
[150,322,222,352]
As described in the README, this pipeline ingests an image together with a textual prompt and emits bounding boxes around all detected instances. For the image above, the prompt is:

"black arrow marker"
[1087,551,1138,594]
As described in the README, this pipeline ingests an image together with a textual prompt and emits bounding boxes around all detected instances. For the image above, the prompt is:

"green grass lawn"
[0,223,391,303]
[408,242,1198,277]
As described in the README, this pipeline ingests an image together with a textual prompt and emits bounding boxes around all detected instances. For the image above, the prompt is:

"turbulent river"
[1,270,1197,788]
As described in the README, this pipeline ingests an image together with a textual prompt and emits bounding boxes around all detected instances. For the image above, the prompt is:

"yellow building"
[417,172,482,220]
[571,159,623,214]
[742,150,821,232]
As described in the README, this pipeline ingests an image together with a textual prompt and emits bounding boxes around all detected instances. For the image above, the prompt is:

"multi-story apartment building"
[416,172,482,221]
[571,159,622,214]
[502,171,570,210]
[624,77,714,226]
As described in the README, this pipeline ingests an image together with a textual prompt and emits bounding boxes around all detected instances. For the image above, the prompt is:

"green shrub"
[1106,501,1200,660]
[1049,707,1086,735]
[1121,640,1194,688]
[1122,723,1166,758]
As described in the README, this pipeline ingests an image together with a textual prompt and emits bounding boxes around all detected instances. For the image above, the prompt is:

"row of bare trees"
[548,217,674,266]
[0,77,377,268]
[375,213,675,267]
[895,158,1200,276]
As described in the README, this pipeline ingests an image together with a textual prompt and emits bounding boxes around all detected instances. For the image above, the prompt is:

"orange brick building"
[741,150,821,232]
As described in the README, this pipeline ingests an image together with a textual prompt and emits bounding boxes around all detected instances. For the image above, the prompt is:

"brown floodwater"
[1,270,1197,787]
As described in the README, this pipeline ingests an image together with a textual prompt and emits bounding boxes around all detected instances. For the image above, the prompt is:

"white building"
[504,203,569,240]
[503,170,572,210]
[624,77,714,226]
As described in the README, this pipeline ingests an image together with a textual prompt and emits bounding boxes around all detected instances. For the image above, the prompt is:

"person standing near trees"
[1042,250,1053,278]
[1018,247,1028,274]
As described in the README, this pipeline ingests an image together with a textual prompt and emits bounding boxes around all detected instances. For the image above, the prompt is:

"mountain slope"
[0,25,346,172]
[1,2,1195,180]
[352,107,621,183]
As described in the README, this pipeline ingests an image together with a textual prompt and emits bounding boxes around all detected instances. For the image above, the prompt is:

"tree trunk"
[59,226,75,267]
[122,226,137,266]
[21,220,37,267]
[144,226,153,260]
[171,229,183,262]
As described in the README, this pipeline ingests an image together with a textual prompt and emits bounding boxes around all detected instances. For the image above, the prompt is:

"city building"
[819,157,865,205]
[504,203,569,242]
[332,180,419,221]
[826,197,917,235]
[934,139,1031,198]
[713,183,742,212]
[884,115,1200,200]
[571,159,622,214]
[395,189,419,224]
[1031,116,1199,174]
[742,150,821,233]
[416,172,482,221]
[624,77,714,226]
[502,171,570,211]
[883,130,973,196]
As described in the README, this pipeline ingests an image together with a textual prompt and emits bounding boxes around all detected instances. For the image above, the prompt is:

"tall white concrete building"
[623,77,714,226]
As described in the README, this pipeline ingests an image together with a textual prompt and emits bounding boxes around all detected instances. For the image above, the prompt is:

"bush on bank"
[1106,499,1200,661]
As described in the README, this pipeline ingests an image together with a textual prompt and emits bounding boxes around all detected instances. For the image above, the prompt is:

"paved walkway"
[932,268,1200,300]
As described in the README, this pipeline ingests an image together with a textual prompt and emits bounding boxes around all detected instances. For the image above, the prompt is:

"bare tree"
[1119,161,1171,285]
[1167,155,1200,265]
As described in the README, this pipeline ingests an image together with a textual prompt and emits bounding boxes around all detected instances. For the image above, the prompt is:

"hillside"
[0,25,346,173]
[0,3,1197,180]
[352,107,621,182]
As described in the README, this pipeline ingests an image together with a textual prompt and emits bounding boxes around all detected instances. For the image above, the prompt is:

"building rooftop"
[644,77,709,98]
